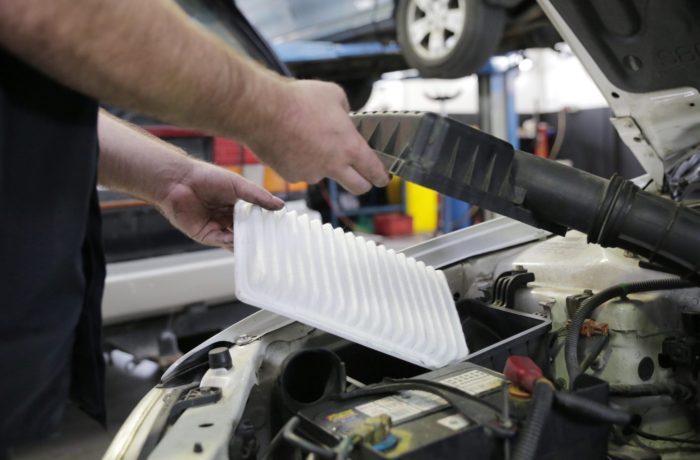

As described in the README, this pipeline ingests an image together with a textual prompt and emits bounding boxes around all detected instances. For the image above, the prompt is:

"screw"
[501,381,512,460]
[236,335,254,346]
[501,381,512,428]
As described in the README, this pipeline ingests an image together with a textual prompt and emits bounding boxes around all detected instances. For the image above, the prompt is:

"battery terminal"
[335,414,397,457]
[354,414,393,445]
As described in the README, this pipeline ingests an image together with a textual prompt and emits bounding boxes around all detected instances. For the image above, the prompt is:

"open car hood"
[538,0,700,192]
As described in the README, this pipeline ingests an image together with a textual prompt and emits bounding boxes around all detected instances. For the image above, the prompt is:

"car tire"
[396,0,506,78]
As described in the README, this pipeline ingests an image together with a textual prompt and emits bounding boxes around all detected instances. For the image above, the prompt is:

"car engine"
[104,0,700,457]
[105,112,700,460]
[457,231,700,459]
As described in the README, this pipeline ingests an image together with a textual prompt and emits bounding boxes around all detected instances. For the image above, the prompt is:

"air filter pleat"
[233,202,469,368]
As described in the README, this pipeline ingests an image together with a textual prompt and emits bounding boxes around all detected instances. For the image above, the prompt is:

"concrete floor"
[13,366,156,460]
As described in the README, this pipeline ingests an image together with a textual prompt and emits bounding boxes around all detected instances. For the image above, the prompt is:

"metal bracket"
[610,116,664,188]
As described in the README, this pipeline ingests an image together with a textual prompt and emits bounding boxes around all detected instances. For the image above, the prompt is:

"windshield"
[175,0,288,74]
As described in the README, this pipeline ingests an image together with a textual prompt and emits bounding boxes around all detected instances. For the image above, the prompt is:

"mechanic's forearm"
[97,110,193,204]
[0,0,286,142]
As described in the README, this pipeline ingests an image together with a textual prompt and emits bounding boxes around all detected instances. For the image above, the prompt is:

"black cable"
[263,377,635,460]
[282,417,336,458]
[633,427,700,446]
[579,335,610,373]
[511,378,634,460]
[609,383,693,400]
[385,378,503,413]
[260,418,294,460]
[335,378,513,438]
[513,381,554,460]
[511,379,633,460]
[260,416,336,460]
[554,391,631,425]
[264,377,516,459]
[565,278,695,388]
[338,378,502,415]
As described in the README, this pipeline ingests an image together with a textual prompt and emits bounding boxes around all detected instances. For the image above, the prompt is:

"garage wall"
[363,47,643,180]
[364,48,607,114]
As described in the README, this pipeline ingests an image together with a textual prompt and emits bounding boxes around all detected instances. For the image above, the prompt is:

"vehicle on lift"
[106,0,700,459]
[238,0,558,108]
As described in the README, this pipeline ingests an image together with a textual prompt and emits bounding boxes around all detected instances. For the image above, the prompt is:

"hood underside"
[538,0,700,191]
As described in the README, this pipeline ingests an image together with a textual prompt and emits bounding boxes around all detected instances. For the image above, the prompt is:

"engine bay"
[105,221,700,460]
[103,0,700,457]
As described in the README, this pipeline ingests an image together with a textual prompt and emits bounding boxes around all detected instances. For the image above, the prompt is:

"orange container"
[374,213,413,236]
[263,167,307,193]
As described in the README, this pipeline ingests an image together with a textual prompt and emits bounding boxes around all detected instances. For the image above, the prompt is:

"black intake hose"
[352,111,700,280]
[277,349,346,413]
[513,381,554,460]
[513,380,633,460]
[565,279,694,387]
[554,391,631,425]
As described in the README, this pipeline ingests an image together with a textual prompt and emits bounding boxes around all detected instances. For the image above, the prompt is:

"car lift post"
[476,57,520,222]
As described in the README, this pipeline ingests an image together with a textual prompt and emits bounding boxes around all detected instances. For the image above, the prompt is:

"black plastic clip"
[490,267,535,309]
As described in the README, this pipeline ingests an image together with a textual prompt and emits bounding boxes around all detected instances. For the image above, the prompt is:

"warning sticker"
[354,369,502,424]
[437,414,469,431]
[440,369,502,396]
[355,390,446,423]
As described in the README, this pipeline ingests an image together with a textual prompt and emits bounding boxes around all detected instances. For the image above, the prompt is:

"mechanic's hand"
[157,160,284,250]
[248,79,390,195]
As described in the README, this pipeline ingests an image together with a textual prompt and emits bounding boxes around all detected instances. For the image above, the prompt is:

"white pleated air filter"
[233,201,469,369]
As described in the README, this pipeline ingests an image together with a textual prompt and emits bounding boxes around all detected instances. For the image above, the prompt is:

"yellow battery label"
[326,409,358,423]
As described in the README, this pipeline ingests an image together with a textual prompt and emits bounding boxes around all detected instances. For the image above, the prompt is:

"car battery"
[296,362,611,460]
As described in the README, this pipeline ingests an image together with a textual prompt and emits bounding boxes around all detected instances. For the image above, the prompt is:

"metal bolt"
[501,381,512,428]
[501,381,512,460]
[235,335,254,346]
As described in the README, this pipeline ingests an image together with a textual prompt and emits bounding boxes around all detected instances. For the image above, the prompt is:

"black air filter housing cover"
[550,0,700,93]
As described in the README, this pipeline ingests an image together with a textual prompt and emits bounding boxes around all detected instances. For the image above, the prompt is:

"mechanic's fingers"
[334,166,373,195]
[190,222,233,250]
[352,142,390,188]
[233,176,285,210]
[339,93,351,112]
[198,227,233,250]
